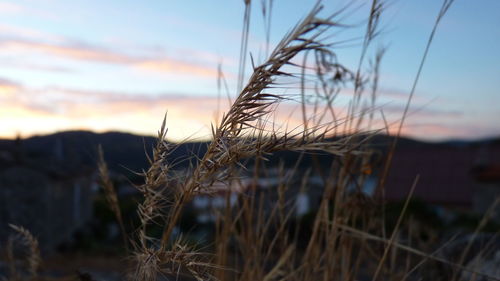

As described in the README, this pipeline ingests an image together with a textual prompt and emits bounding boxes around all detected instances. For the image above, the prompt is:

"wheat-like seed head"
[8,224,41,279]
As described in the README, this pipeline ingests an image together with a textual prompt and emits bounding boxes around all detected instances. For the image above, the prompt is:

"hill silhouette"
[0,130,498,180]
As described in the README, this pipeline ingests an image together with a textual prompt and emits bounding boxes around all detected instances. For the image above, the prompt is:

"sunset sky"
[0,0,499,142]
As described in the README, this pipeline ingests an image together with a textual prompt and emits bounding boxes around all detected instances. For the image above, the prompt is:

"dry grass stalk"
[113,0,497,279]
[128,3,376,279]
[371,175,419,281]
[375,0,456,198]
[135,116,172,245]
[8,224,41,280]
[451,197,500,281]
[97,145,129,252]
[152,1,367,254]
[6,236,19,281]
[8,0,491,281]
[334,223,500,281]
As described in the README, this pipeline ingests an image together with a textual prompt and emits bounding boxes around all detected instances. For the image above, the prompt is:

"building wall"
[0,166,93,251]
[473,182,500,222]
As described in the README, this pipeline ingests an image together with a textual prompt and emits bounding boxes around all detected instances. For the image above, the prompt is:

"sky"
[0,0,498,142]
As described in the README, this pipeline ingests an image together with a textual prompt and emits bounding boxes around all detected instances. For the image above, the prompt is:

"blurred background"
[0,0,499,279]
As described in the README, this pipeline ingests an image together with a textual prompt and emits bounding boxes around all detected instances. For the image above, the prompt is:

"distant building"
[190,169,326,223]
[0,137,95,251]
[382,142,500,212]
[472,164,500,222]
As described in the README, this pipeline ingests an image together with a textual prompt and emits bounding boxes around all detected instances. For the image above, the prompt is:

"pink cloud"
[380,103,463,119]
[0,81,350,141]
[0,59,75,73]
[0,78,22,97]
[0,2,59,21]
[393,123,499,141]
[0,37,220,77]
[0,23,66,42]
[135,59,218,78]
[0,77,494,142]
[0,83,220,140]
[0,3,23,14]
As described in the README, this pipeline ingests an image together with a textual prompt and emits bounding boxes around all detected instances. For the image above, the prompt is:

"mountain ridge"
[1,130,498,179]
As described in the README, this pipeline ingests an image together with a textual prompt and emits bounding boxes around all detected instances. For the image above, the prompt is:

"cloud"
[0,3,23,14]
[0,20,234,77]
[0,39,132,63]
[0,58,76,73]
[0,20,227,78]
[0,38,220,78]
[0,80,220,140]
[0,79,344,140]
[0,23,65,42]
[0,76,494,142]
[0,2,59,20]
[394,122,500,141]
[380,103,463,119]
[136,59,218,77]
[0,78,22,97]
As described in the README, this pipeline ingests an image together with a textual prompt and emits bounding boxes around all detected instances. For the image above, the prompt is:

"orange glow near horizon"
[0,99,316,141]
[0,91,482,143]
[0,72,491,142]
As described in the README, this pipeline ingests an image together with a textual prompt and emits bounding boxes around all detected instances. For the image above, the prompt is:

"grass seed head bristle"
[97,146,120,216]
[134,248,161,281]
[97,145,129,251]
[183,4,363,198]
[134,115,174,249]
[8,224,41,279]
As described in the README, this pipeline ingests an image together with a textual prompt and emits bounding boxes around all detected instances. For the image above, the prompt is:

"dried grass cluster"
[3,1,499,281]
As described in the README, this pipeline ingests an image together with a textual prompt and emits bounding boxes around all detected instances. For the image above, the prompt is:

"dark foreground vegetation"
[1,0,499,280]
